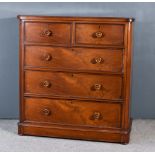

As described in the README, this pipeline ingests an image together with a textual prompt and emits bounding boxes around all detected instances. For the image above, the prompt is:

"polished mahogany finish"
[24,98,121,128]
[18,15,134,144]
[25,46,123,72]
[25,71,122,100]
[75,23,124,46]
[25,22,71,45]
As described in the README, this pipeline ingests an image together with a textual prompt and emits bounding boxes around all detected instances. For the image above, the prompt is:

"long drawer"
[25,71,123,100]
[24,98,121,128]
[25,46,123,73]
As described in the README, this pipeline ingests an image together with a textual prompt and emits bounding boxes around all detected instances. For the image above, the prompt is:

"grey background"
[0,2,154,118]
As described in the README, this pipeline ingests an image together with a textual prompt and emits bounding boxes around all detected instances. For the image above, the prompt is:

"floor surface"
[0,119,155,152]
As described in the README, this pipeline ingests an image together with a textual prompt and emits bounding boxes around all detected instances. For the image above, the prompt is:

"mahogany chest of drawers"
[18,16,134,144]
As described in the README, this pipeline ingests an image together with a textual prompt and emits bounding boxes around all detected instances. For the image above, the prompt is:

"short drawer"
[25,46,123,73]
[25,71,123,100]
[25,22,71,45]
[75,23,124,46]
[24,98,121,128]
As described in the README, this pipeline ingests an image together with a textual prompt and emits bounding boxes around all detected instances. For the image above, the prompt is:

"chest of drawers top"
[18,16,134,144]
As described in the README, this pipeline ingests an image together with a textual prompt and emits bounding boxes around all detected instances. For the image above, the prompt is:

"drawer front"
[25,71,122,100]
[25,22,71,45]
[24,98,121,128]
[75,23,124,46]
[25,46,123,73]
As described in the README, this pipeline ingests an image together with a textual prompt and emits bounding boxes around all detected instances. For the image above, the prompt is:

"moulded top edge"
[17,15,135,22]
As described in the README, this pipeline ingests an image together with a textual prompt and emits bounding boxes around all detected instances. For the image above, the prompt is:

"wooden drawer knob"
[91,57,104,64]
[90,112,102,120]
[42,108,51,116]
[92,31,104,38]
[42,53,52,61]
[91,84,102,91]
[42,80,51,88]
[41,29,52,37]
